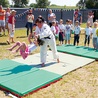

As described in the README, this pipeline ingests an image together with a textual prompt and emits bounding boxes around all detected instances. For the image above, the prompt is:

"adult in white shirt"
[48,9,56,27]
[35,17,59,67]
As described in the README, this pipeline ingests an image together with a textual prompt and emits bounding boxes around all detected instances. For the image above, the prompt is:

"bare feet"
[41,63,45,67]
[6,40,10,44]
[12,41,15,43]
[57,58,60,63]
[7,48,12,51]
[12,50,17,53]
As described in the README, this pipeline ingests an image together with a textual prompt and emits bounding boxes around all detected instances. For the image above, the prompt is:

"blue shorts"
[65,34,70,40]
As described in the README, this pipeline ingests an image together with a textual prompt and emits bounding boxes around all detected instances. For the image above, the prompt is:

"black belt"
[44,36,51,39]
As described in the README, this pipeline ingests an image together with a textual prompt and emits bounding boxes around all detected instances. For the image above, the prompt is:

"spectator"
[74,9,82,25]
[87,11,94,27]
[55,21,59,40]
[73,21,81,46]
[58,19,65,45]
[48,9,56,27]
[64,19,71,45]
[51,21,56,35]
[92,22,98,50]
[5,7,11,34]
[26,8,34,36]
[84,21,92,47]
[7,10,17,44]
[0,5,6,35]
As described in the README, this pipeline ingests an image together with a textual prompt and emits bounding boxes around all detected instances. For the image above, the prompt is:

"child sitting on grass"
[7,37,44,59]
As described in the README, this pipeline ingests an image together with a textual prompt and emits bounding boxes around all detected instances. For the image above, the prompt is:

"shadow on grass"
[0,42,8,45]
[16,36,27,38]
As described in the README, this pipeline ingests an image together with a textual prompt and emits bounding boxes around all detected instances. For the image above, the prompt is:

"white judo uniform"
[35,23,59,63]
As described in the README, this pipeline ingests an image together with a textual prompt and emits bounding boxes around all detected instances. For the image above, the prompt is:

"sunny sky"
[9,0,80,6]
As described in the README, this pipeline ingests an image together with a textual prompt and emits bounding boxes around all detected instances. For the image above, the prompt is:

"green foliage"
[0,0,9,7]
[35,0,50,8]
[50,4,57,6]
[48,5,77,9]
[85,0,94,9]
[12,0,29,7]
[85,0,98,9]
[30,3,36,8]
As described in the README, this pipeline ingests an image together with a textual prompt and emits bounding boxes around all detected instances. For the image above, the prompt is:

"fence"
[9,8,98,28]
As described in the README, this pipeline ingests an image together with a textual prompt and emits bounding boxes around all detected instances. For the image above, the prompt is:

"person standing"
[7,10,17,44]
[5,7,11,34]
[92,22,98,50]
[35,17,59,67]
[48,9,56,27]
[73,21,81,46]
[26,8,34,36]
[84,21,92,47]
[0,5,6,35]
[58,19,65,45]
[87,11,94,27]
[64,19,71,45]
[74,9,82,25]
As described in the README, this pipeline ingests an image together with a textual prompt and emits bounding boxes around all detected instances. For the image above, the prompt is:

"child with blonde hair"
[84,21,92,47]
[58,19,65,45]
[92,22,98,50]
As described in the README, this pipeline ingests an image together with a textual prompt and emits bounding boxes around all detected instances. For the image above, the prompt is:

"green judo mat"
[0,59,24,70]
[0,59,62,97]
[57,45,98,60]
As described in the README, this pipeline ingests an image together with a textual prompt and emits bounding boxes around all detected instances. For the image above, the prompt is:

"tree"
[76,0,86,9]
[0,0,9,7]
[35,0,50,8]
[85,0,98,9]
[85,0,95,9]
[12,0,29,7]
[30,3,36,8]
[77,0,98,9]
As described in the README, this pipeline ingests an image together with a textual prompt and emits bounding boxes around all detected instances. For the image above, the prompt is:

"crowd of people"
[1,6,98,66]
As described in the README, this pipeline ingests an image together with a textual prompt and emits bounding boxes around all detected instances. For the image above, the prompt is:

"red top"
[8,15,16,24]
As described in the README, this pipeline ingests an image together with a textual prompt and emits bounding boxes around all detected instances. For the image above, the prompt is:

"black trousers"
[74,34,79,45]
[84,35,90,45]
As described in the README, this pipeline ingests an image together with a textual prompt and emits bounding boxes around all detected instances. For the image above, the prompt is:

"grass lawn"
[0,24,98,98]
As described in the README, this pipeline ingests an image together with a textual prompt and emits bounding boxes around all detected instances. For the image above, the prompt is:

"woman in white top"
[87,11,94,27]
[26,9,34,36]
[48,9,56,27]
[35,17,59,67]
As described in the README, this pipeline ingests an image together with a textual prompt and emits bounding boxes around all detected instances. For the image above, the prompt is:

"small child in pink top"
[7,37,44,59]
